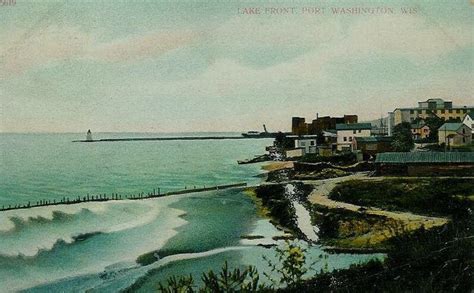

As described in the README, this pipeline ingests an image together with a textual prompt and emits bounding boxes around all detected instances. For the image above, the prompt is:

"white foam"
[0,199,189,292]
[0,198,182,257]
[293,202,318,242]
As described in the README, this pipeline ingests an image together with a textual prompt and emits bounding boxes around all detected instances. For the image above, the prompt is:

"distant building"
[353,136,394,160]
[291,117,308,135]
[86,130,93,142]
[335,123,372,151]
[438,123,472,147]
[410,121,430,140]
[463,113,474,138]
[375,152,474,176]
[308,115,358,134]
[389,98,474,134]
[291,114,358,135]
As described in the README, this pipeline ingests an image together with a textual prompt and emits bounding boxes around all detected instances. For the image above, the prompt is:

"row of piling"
[0,183,247,212]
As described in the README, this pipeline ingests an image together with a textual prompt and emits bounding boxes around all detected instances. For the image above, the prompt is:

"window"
[343,137,347,142]
[448,109,453,113]
[349,137,353,142]
[463,109,467,113]
[441,109,445,114]
[410,110,414,114]
[456,109,461,114]
[463,128,465,134]
[463,137,466,143]
[300,142,306,147]
[353,130,356,134]
[310,141,315,146]
[358,130,362,133]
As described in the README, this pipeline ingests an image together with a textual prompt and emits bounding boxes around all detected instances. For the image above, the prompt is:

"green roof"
[375,152,474,164]
[438,123,463,132]
[356,136,393,143]
[335,123,372,131]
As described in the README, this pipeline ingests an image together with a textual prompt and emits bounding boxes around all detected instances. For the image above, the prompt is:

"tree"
[263,240,322,289]
[157,262,262,292]
[424,116,444,142]
[391,122,414,152]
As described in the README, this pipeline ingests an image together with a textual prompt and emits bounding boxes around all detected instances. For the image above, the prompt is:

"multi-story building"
[291,117,308,135]
[291,114,358,135]
[388,99,474,135]
[335,123,372,151]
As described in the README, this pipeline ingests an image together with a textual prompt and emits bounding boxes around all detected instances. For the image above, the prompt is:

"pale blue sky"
[1,0,473,132]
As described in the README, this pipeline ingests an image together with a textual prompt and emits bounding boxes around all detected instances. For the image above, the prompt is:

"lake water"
[0,133,382,292]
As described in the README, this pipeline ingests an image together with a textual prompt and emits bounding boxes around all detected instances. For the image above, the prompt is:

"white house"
[294,136,317,155]
[335,123,372,151]
[463,112,474,138]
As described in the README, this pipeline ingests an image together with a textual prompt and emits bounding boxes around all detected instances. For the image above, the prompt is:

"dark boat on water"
[241,124,277,138]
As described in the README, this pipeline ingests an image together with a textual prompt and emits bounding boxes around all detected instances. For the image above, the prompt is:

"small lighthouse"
[86,129,93,142]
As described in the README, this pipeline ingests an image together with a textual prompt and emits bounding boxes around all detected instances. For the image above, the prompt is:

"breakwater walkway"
[73,136,273,143]
[0,182,247,212]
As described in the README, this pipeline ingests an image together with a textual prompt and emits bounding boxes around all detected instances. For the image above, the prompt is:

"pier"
[0,182,247,212]
[73,136,274,143]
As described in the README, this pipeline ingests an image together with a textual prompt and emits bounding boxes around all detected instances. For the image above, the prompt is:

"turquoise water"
[1,133,268,207]
[0,133,382,292]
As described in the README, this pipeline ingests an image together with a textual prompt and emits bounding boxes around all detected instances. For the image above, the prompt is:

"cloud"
[0,27,200,77]
[87,30,200,63]
[0,26,92,77]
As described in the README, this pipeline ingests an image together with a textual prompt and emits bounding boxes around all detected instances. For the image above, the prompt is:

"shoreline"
[257,162,453,252]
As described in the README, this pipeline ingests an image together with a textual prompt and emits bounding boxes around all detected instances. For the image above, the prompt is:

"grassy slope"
[328,178,474,216]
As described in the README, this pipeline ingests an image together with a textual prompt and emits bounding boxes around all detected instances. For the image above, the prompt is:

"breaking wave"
[0,199,180,257]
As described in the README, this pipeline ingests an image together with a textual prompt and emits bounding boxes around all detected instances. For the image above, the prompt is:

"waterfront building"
[294,137,317,155]
[335,123,372,151]
[438,122,472,147]
[284,148,304,158]
[375,152,474,176]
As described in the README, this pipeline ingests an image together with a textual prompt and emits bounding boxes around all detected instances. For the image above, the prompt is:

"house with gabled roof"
[335,123,371,151]
[438,122,472,146]
[410,120,430,140]
[463,112,474,138]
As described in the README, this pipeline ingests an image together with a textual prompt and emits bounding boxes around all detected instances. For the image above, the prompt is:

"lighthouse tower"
[86,130,93,142]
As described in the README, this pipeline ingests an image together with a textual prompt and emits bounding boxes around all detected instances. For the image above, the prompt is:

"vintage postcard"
[0,0,473,292]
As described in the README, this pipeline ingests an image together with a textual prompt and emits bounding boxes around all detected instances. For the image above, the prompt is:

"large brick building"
[291,114,358,135]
